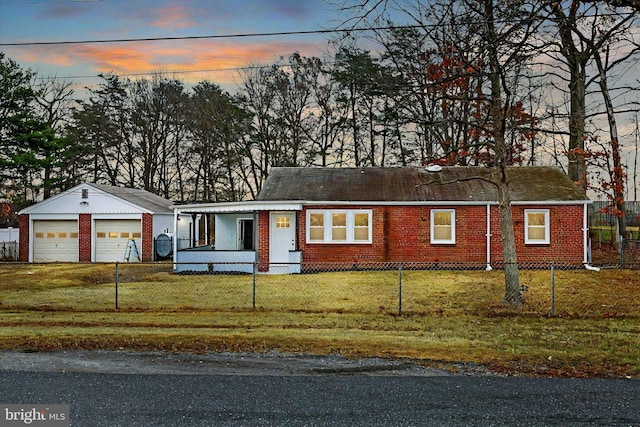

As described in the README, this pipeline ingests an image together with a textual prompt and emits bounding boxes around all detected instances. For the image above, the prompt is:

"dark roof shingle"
[87,183,173,213]
[256,166,588,202]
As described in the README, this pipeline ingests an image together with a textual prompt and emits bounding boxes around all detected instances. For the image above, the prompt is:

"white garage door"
[33,220,79,262]
[95,219,142,262]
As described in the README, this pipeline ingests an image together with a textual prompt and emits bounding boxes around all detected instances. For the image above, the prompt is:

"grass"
[0,263,639,378]
[591,225,640,242]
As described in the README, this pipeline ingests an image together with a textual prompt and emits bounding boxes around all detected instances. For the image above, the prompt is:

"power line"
[0,25,424,47]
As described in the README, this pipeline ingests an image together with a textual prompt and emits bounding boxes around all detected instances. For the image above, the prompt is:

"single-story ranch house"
[18,183,192,262]
[172,166,592,273]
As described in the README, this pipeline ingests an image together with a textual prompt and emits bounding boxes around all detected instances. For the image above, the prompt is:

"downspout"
[486,203,492,271]
[583,202,600,271]
[28,217,34,263]
[172,208,179,271]
[253,211,258,263]
[204,214,209,246]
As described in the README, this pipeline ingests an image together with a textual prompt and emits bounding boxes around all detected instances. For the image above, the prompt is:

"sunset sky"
[0,0,350,89]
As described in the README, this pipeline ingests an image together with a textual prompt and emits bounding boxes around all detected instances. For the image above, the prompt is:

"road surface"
[0,350,638,426]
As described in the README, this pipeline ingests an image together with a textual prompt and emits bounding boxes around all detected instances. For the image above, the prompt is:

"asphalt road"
[0,351,638,426]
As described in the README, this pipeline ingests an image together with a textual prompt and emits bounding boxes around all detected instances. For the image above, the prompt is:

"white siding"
[21,184,150,215]
[214,213,253,250]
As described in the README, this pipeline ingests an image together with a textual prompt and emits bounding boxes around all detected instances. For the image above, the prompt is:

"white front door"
[269,212,296,266]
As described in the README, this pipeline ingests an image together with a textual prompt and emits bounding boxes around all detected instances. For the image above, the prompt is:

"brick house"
[18,183,191,263]
[173,166,591,273]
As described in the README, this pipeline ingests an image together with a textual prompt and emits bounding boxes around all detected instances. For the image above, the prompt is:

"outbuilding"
[173,166,592,273]
[18,183,190,262]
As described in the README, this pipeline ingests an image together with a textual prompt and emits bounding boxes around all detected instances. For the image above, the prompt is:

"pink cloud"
[136,5,197,29]
[10,38,326,85]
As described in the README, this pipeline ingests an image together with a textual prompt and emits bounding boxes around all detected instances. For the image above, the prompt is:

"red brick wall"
[18,214,29,262]
[257,211,270,271]
[78,214,92,262]
[291,204,585,265]
[490,205,585,264]
[142,213,153,262]
[298,205,488,264]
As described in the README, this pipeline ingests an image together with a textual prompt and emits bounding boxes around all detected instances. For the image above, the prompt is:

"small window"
[82,188,88,199]
[353,213,370,241]
[97,232,106,238]
[70,232,78,238]
[109,232,118,238]
[309,213,324,241]
[35,232,44,239]
[431,209,456,244]
[132,232,142,238]
[121,232,130,238]
[58,232,67,238]
[525,209,550,244]
[47,232,56,238]
[331,213,347,241]
[276,217,290,228]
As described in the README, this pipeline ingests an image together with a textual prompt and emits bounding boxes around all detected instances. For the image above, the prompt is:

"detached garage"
[18,183,187,263]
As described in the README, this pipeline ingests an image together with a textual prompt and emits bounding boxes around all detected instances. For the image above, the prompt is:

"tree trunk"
[484,0,521,305]
[594,50,626,240]
[550,1,588,191]
[567,64,588,191]
[496,168,522,305]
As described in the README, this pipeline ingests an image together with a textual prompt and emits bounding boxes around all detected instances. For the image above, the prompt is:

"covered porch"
[172,201,302,274]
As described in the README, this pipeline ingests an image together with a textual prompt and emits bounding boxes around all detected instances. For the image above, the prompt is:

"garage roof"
[86,183,173,213]
[256,166,589,203]
[18,183,174,215]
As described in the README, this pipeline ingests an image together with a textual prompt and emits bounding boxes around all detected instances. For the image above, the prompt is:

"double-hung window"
[430,209,456,244]
[525,209,550,244]
[306,210,372,243]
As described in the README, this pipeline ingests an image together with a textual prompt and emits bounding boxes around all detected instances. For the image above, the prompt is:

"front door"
[238,219,254,250]
[269,212,296,266]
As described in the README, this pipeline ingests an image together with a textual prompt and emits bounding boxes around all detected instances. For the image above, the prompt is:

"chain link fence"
[1,261,638,318]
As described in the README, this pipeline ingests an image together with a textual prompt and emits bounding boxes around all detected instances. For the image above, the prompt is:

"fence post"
[115,262,119,310]
[252,262,257,309]
[550,262,555,316]
[398,263,403,316]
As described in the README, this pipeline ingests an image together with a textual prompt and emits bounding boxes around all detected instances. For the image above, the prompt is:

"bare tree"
[33,77,82,195]
[72,74,134,186]
[130,74,187,198]
[334,0,548,304]
[306,62,349,166]
[186,81,250,202]
[271,53,322,167]
[545,1,637,191]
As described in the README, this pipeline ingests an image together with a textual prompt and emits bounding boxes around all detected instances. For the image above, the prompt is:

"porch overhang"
[173,201,303,214]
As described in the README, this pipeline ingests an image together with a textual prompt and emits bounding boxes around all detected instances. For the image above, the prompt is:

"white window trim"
[430,209,456,244]
[525,209,550,245]
[306,209,372,244]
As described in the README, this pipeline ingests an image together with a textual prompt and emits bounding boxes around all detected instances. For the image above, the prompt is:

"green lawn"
[0,263,638,378]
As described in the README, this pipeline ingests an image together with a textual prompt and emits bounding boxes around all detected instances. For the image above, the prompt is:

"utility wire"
[0,25,424,47]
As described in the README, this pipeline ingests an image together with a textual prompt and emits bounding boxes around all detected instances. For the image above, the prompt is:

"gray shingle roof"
[256,166,589,203]
[87,183,173,213]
